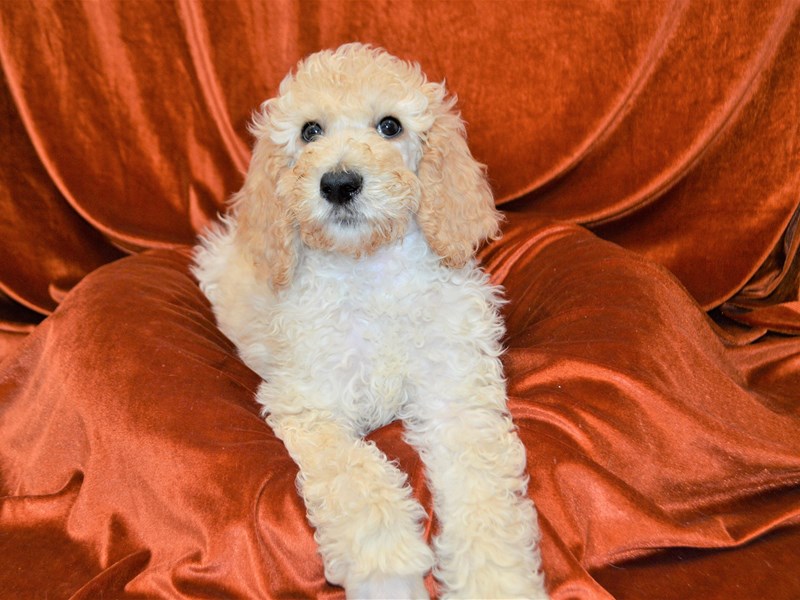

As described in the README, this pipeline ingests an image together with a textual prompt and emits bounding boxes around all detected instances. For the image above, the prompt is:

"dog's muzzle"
[320,170,363,206]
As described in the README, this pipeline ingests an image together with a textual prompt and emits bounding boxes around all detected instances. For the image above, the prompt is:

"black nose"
[320,171,363,205]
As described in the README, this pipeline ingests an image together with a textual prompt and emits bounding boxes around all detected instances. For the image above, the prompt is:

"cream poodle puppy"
[193,43,547,599]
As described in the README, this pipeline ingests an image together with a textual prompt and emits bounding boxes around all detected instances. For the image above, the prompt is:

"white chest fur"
[204,223,505,434]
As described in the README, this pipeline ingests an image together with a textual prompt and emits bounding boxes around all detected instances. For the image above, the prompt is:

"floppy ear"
[231,108,298,290]
[416,88,501,268]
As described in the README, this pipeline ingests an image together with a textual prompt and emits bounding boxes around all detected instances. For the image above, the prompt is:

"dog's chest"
[295,240,436,360]
[269,236,453,424]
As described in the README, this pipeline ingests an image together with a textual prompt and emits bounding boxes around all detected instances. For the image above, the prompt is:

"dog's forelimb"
[405,382,548,599]
[265,408,434,599]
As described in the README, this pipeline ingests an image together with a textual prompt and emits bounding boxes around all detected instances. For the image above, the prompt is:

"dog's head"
[232,43,500,289]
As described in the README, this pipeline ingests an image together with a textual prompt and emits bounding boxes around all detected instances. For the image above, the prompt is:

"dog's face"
[233,43,499,289]
[265,47,432,257]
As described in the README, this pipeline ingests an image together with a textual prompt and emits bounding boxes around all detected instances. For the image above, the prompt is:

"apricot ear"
[232,111,298,290]
[416,88,501,268]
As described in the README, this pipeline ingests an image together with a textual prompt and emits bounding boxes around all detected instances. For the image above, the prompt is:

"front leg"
[406,360,548,599]
[263,395,434,598]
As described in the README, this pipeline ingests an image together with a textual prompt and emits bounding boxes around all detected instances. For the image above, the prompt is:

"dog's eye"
[376,116,402,139]
[301,121,324,143]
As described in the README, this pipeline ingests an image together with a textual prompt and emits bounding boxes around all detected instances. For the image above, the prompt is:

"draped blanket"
[1,1,798,598]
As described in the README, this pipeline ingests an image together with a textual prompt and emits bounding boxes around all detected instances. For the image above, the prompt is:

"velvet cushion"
[1,216,798,598]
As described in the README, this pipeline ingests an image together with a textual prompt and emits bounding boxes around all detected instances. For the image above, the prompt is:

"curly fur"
[193,43,546,599]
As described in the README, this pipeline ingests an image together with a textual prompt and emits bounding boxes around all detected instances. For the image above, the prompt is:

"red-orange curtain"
[2,1,798,322]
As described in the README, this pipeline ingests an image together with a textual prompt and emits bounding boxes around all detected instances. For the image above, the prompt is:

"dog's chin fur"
[299,214,412,260]
[193,42,547,599]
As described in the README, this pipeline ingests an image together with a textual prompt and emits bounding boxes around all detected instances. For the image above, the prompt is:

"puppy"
[194,43,547,599]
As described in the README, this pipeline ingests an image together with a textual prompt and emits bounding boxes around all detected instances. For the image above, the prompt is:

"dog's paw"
[345,574,429,600]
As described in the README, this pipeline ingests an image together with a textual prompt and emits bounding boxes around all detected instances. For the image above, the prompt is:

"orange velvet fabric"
[1,1,799,598]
